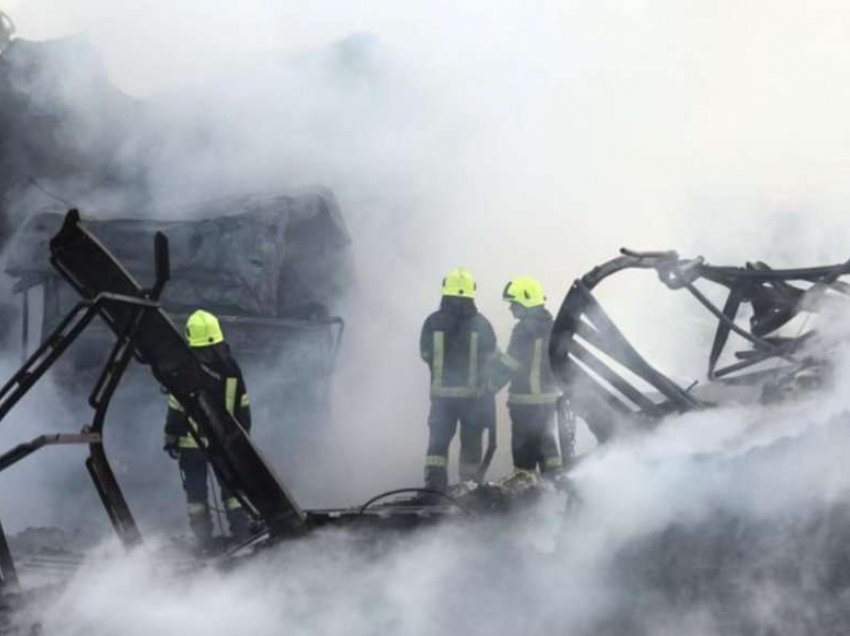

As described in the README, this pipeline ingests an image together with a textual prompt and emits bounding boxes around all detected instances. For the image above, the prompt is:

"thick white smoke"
[2,2,850,631]
[15,369,850,635]
[5,1,850,494]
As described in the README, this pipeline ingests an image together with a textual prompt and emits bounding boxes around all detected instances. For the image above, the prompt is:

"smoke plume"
[1,2,850,632]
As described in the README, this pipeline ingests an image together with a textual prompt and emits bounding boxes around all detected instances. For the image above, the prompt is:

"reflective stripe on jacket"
[164,356,251,449]
[492,306,561,405]
[420,297,497,398]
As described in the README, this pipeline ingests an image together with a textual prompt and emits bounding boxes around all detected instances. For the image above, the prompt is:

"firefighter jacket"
[491,306,561,405]
[164,352,252,449]
[420,297,497,399]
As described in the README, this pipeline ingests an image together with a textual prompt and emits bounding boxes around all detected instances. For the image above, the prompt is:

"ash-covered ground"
[2,389,849,636]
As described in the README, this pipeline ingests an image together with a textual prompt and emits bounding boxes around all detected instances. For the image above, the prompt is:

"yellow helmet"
[441,268,476,298]
[503,276,546,308]
[185,310,224,347]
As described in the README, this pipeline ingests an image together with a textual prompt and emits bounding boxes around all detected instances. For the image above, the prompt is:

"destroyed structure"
[0,34,356,510]
[0,33,493,586]
[550,248,850,443]
[0,213,847,634]
[1,28,850,635]
[0,215,848,636]
[0,210,520,587]
[5,193,349,394]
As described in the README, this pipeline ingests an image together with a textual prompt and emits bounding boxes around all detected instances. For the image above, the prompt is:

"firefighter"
[163,309,252,548]
[420,268,497,491]
[491,276,563,477]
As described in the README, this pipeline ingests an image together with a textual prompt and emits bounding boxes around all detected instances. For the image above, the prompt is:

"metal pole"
[20,289,28,364]
[0,514,19,591]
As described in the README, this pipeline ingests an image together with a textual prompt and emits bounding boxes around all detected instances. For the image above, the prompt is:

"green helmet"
[185,310,224,348]
[442,268,476,298]
[502,276,546,308]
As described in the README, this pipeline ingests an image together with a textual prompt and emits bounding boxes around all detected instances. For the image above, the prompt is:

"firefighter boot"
[424,455,449,492]
[187,502,213,551]
[225,501,252,542]
[458,460,480,484]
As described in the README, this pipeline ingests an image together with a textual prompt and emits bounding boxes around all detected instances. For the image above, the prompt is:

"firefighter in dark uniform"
[491,276,563,477]
[163,310,252,547]
[420,268,497,491]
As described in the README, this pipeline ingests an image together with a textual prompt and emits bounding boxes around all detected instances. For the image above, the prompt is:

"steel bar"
[0,433,101,473]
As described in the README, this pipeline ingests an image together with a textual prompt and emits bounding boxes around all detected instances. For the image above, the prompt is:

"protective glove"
[163,435,180,460]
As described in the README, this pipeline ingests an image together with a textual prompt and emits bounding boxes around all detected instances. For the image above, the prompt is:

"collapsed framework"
[0,214,848,591]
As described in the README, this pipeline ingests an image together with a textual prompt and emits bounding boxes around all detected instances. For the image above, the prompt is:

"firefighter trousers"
[178,449,251,544]
[424,395,495,491]
[508,403,562,473]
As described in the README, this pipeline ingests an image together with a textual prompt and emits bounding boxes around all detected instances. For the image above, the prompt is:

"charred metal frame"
[549,248,850,441]
[0,289,155,587]
[0,209,480,592]
[0,210,314,588]
[50,211,306,532]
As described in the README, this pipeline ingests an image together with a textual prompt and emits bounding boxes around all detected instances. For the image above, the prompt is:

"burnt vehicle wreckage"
[0,214,848,594]
[549,247,850,443]
[0,210,529,591]
[6,194,350,415]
